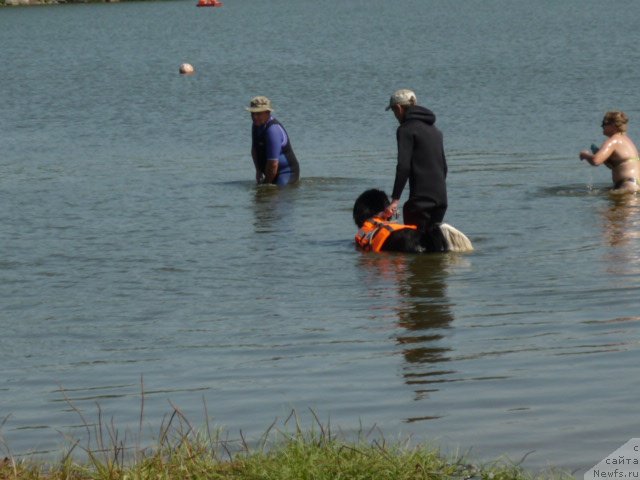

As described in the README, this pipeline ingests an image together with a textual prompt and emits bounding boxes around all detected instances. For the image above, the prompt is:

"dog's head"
[353,189,390,227]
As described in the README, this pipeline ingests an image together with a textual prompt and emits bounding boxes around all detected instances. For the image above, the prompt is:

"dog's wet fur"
[353,189,473,253]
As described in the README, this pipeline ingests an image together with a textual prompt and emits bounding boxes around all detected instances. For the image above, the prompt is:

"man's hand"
[383,199,399,220]
[263,159,278,184]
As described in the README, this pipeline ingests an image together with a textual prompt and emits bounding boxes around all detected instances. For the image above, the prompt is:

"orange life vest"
[355,217,417,252]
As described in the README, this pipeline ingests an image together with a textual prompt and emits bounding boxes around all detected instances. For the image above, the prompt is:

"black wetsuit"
[391,105,448,231]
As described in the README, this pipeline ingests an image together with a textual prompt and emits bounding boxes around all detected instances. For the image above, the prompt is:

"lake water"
[2,0,640,474]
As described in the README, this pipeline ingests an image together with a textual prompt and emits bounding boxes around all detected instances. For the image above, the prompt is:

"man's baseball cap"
[385,89,417,111]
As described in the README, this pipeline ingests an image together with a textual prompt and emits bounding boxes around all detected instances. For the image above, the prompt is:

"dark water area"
[2,0,640,474]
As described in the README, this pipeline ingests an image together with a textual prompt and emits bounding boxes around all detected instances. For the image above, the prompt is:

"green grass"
[0,409,573,480]
[0,384,572,480]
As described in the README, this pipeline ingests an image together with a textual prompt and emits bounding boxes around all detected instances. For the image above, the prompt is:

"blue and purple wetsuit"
[252,117,300,186]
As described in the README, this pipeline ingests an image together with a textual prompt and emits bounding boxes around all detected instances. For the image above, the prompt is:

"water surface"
[2,0,640,474]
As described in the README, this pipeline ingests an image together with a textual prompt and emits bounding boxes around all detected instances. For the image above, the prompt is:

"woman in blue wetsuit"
[247,96,300,186]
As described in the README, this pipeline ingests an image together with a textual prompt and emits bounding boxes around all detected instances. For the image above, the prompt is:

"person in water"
[580,111,640,194]
[247,96,300,186]
[383,89,448,246]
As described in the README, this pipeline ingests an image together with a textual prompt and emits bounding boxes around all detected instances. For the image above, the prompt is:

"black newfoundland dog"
[353,189,473,253]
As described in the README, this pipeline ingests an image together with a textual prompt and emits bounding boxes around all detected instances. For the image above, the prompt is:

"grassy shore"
[1,406,572,480]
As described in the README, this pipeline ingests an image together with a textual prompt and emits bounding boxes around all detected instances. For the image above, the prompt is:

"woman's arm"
[581,138,615,166]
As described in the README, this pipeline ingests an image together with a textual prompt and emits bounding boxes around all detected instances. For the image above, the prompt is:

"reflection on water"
[252,184,299,235]
[356,254,457,409]
[395,256,454,405]
[601,194,640,275]
[601,194,640,246]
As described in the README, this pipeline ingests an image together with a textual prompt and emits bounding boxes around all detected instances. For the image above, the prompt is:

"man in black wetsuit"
[383,89,448,247]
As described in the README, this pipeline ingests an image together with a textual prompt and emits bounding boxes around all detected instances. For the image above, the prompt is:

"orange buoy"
[197,0,222,7]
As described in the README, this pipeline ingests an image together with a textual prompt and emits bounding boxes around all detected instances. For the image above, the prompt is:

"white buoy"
[179,63,195,75]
